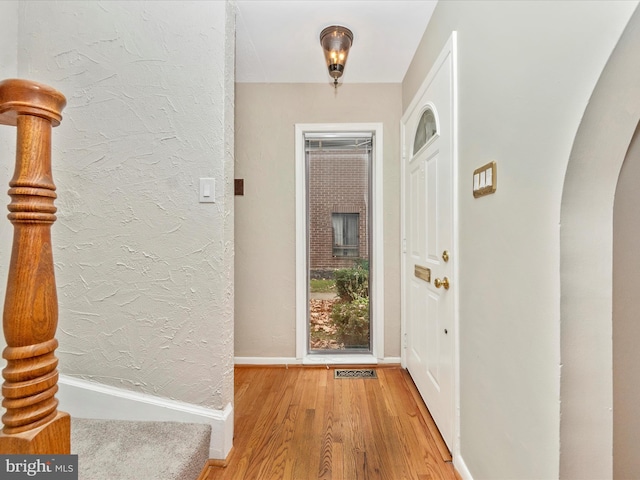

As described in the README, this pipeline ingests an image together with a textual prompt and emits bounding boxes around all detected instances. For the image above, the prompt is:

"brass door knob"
[434,277,450,290]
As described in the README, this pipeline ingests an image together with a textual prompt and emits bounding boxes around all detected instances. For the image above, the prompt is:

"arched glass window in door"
[413,107,438,155]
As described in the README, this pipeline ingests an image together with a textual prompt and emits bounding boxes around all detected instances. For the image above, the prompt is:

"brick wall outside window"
[308,149,369,277]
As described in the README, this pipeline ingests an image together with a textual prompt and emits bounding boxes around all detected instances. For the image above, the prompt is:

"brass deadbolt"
[442,250,450,262]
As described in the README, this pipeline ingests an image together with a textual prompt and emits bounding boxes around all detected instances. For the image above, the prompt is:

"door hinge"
[402,238,407,253]
[403,332,408,349]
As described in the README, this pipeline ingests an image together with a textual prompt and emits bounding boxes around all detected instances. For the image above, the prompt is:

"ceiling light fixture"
[319,25,354,89]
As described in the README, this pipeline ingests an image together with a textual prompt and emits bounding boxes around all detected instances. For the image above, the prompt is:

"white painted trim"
[450,30,461,471]
[400,128,408,371]
[455,454,473,480]
[58,375,233,460]
[234,356,402,365]
[294,124,307,360]
[400,31,460,462]
[235,357,302,365]
[294,123,385,362]
[303,354,378,365]
[372,126,385,361]
[378,356,402,364]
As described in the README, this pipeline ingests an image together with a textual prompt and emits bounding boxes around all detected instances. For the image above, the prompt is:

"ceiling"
[234,0,438,84]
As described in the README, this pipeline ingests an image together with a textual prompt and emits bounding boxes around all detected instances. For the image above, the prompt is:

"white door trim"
[400,32,460,463]
[294,123,384,364]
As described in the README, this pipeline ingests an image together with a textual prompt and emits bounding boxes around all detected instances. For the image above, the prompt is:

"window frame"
[331,212,360,258]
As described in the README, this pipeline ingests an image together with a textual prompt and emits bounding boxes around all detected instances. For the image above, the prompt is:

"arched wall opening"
[560,8,640,478]
[612,121,640,479]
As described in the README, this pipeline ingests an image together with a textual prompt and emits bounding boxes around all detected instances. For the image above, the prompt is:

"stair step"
[71,418,211,480]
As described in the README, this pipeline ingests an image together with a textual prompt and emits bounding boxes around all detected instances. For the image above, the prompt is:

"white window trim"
[295,123,384,364]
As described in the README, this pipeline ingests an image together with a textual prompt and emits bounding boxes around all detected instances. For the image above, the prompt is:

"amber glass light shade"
[320,26,354,86]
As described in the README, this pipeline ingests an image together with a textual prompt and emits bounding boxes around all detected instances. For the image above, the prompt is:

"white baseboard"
[234,356,402,365]
[455,453,473,480]
[234,357,302,365]
[303,354,379,365]
[57,375,233,460]
[378,356,402,364]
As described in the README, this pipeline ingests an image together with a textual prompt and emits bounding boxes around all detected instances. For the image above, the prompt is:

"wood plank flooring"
[202,365,459,480]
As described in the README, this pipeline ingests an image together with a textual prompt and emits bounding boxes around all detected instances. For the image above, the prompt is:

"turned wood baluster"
[0,79,69,454]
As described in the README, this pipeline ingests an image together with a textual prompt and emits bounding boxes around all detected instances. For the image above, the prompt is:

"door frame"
[400,32,460,461]
[294,123,385,364]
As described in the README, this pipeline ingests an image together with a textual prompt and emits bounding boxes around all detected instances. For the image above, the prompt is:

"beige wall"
[613,123,640,478]
[402,1,638,478]
[234,83,401,358]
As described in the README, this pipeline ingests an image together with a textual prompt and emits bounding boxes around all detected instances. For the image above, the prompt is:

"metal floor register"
[334,369,378,379]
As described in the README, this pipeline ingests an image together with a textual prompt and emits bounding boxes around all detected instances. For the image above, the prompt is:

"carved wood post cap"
[0,79,66,127]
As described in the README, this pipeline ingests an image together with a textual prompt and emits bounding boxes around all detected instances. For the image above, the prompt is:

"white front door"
[402,35,456,451]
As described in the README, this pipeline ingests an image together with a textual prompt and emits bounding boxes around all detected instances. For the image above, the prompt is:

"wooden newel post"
[0,79,69,454]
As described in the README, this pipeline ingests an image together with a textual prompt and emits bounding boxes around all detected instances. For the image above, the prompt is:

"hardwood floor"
[202,365,459,480]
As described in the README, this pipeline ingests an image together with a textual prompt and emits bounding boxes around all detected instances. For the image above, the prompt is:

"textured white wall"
[0,1,19,362]
[13,1,235,410]
[402,1,637,478]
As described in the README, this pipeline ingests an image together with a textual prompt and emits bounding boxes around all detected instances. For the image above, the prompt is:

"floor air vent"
[334,369,377,379]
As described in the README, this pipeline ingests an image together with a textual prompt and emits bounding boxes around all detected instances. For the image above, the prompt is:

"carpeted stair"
[71,418,211,480]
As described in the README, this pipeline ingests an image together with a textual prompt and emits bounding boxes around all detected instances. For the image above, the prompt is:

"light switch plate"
[473,161,497,198]
[199,178,215,203]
